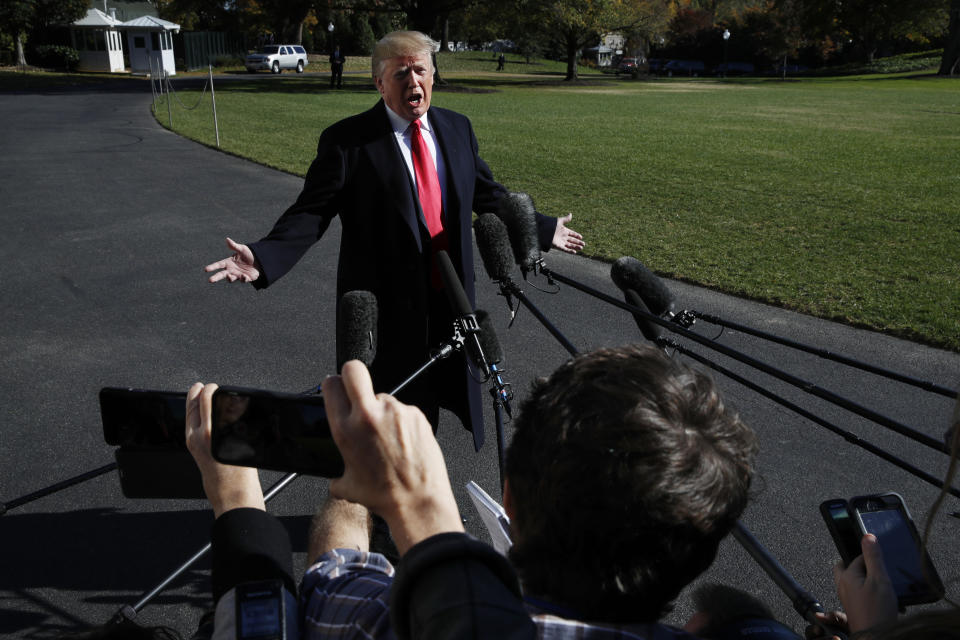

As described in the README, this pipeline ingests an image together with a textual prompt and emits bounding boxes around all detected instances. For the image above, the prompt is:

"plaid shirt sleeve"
[300,548,397,640]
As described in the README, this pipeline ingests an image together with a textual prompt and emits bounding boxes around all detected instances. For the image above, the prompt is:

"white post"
[209,64,220,148]
[149,58,156,103]
[165,67,173,128]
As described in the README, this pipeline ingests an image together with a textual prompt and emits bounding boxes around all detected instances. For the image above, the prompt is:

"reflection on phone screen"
[213,391,343,476]
[859,510,925,596]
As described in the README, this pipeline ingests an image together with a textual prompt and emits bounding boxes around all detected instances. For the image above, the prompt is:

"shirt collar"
[384,103,432,136]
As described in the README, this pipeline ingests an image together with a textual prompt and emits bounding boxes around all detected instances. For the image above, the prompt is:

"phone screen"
[859,509,925,595]
[238,592,281,638]
[211,387,344,477]
[100,387,186,448]
[853,494,943,606]
[236,582,284,640]
[820,499,861,566]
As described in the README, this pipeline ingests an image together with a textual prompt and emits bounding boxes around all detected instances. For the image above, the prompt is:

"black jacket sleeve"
[210,508,296,603]
[390,532,535,640]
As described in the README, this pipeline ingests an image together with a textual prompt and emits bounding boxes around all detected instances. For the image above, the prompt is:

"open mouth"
[407,93,423,107]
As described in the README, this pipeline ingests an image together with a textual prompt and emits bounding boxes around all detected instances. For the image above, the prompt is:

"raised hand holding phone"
[323,361,464,555]
[833,534,898,635]
[185,382,264,518]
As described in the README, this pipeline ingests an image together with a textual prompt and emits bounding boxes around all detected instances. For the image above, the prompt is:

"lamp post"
[722,29,731,78]
[327,21,334,53]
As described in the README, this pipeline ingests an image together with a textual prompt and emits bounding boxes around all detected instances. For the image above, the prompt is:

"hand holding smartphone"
[100,385,345,499]
[100,387,203,499]
[210,386,343,477]
[820,493,943,607]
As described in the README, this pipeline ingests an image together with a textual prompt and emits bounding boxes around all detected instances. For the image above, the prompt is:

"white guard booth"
[71,8,125,73]
[121,15,180,76]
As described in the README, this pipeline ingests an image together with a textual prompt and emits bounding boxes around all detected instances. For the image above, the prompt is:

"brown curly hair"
[505,344,757,622]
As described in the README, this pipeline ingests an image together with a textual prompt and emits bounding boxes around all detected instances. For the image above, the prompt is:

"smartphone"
[99,387,203,498]
[211,386,343,477]
[100,387,187,448]
[235,581,288,640]
[850,492,943,606]
[819,498,861,567]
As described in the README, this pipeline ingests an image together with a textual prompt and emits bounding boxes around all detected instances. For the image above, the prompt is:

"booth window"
[134,36,145,48]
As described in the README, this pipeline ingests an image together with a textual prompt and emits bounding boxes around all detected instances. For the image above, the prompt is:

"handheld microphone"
[610,257,675,318]
[435,250,491,379]
[497,191,541,276]
[337,290,378,370]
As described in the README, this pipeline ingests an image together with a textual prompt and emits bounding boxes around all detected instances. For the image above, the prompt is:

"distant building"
[585,33,626,67]
[71,8,124,72]
[87,1,158,22]
[121,15,180,76]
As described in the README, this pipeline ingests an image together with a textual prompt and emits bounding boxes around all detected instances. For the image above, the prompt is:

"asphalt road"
[1,76,958,637]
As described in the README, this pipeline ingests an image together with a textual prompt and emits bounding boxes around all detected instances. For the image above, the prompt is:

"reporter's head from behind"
[504,344,758,623]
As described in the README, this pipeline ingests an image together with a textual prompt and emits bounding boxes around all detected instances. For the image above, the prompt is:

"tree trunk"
[565,35,579,81]
[15,34,27,67]
[432,51,445,85]
[940,0,960,75]
[439,15,449,53]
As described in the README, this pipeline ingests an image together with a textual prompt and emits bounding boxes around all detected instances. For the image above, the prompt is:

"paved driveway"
[1,77,957,636]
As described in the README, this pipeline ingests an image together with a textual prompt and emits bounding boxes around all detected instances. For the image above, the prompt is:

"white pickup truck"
[246,45,308,74]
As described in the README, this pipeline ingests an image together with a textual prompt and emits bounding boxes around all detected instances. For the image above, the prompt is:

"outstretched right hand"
[205,237,260,283]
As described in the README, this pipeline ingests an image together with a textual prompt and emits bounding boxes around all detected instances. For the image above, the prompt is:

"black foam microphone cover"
[474,214,515,282]
[497,191,540,273]
[610,257,675,317]
[337,290,378,370]
[623,289,662,343]
[475,309,504,365]
[436,250,473,317]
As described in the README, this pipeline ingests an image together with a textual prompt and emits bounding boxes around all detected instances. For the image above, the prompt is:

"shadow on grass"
[1,67,620,97]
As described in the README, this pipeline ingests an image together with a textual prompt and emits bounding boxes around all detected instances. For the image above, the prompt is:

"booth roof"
[120,15,181,31]
[73,8,123,28]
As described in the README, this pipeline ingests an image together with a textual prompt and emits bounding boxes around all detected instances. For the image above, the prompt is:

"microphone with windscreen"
[337,290,378,371]
[610,258,673,345]
[436,250,491,379]
[610,257,675,318]
[496,191,541,277]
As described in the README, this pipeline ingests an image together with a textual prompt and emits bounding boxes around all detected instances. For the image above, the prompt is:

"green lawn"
[153,64,960,350]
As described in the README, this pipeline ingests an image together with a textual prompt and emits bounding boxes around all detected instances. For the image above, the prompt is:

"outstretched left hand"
[552,214,585,254]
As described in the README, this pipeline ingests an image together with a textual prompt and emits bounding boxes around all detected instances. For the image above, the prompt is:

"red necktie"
[409,120,446,247]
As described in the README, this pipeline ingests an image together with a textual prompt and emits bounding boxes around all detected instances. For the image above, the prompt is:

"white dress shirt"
[384,104,449,203]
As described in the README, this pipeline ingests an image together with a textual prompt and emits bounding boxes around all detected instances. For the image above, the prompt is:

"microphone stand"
[1,461,118,516]
[731,523,845,638]
[488,364,513,493]
[659,335,960,499]
[5,339,459,517]
[543,263,954,399]
[111,472,299,624]
[494,276,578,356]
[536,263,951,457]
[688,310,956,398]
[110,331,467,625]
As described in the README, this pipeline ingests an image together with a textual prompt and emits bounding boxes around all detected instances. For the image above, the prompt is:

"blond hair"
[371,30,438,78]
